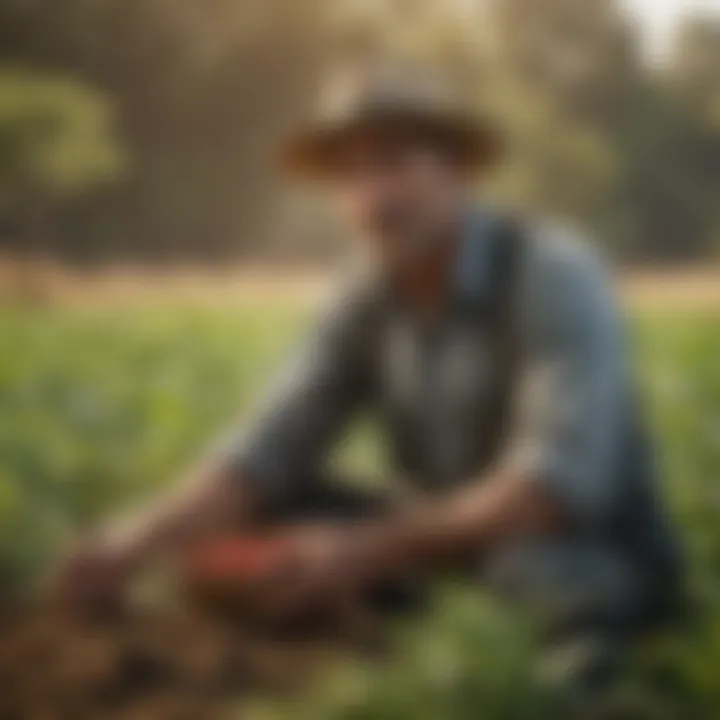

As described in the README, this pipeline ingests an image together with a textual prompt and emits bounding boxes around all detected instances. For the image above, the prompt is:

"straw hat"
[281,65,502,179]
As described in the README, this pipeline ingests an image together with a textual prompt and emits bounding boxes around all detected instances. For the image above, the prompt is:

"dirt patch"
[0,604,372,720]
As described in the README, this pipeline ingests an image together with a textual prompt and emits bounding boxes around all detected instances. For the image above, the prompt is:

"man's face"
[331,132,468,269]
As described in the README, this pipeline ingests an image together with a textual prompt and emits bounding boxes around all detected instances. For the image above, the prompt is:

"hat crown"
[317,64,456,123]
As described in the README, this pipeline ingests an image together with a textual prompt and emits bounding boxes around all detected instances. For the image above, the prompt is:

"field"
[1,296,720,717]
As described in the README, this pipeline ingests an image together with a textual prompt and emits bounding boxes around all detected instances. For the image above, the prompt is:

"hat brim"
[280,110,502,181]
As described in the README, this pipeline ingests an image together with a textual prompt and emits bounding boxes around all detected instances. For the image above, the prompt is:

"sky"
[623,0,720,60]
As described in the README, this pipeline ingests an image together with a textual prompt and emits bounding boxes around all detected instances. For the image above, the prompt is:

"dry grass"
[0,257,719,310]
[621,268,720,311]
[0,257,330,308]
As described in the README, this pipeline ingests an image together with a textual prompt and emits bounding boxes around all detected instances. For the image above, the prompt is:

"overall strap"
[478,217,527,467]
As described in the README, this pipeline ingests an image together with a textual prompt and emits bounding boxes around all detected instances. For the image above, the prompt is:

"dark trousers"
[261,475,650,703]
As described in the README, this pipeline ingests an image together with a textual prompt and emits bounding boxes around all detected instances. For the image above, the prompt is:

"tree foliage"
[0,0,717,263]
[0,69,121,196]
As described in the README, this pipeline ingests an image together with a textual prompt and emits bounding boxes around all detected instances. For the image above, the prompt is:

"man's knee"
[481,539,644,712]
[482,538,644,634]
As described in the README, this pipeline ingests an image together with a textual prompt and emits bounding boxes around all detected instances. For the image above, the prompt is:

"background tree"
[0,69,122,256]
[0,0,717,264]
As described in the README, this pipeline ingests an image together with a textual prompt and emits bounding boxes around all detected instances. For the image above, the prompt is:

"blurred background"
[1,0,720,717]
[0,0,719,267]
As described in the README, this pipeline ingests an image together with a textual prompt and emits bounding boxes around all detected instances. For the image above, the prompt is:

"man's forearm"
[368,471,567,573]
[103,459,259,568]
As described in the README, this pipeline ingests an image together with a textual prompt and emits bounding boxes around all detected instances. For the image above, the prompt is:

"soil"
[0,604,368,720]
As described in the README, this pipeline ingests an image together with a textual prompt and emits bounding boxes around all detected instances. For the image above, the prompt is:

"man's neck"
[397,228,460,317]
[393,215,466,318]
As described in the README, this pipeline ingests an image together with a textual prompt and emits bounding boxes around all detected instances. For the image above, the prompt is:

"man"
[57,68,682,701]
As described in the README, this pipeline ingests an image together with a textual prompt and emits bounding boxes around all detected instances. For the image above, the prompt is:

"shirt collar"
[376,204,499,314]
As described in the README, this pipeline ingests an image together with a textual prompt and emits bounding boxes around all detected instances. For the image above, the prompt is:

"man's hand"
[52,536,140,615]
[190,523,390,623]
[266,525,377,618]
[52,468,257,615]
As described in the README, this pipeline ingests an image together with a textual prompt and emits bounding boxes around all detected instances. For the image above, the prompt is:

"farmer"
[56,67,683,702]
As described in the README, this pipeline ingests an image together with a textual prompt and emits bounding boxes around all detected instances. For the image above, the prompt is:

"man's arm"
[55,282,375,607]
[371,469,564,569]
[52,459,258,611]
[96,458,258,568]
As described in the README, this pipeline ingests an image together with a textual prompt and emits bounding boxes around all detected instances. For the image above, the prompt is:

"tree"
[0,69,122,255]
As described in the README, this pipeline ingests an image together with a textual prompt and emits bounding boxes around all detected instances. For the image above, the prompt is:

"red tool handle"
[182,534,300,615]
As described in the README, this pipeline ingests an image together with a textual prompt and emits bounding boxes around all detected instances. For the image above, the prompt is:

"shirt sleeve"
[504,229,628,525]
[223,282,377,501]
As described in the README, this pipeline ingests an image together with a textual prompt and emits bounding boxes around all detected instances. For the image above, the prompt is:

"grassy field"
[1,301,719,717]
